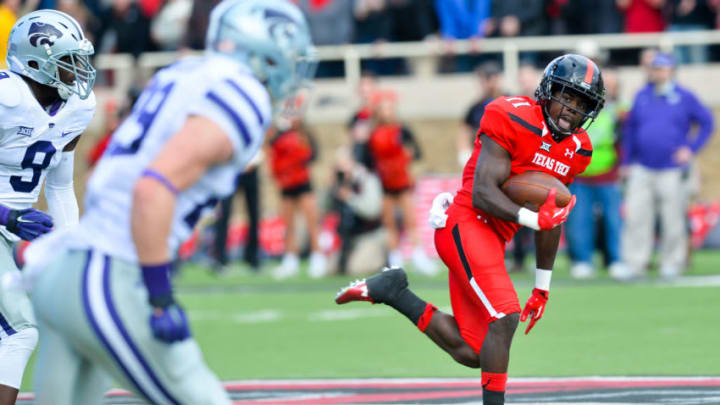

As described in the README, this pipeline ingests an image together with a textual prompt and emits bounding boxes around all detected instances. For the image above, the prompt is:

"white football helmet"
[7,9,95,100]
[205,0,317,109]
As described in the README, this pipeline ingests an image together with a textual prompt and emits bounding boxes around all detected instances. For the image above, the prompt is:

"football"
[501,171,571,210]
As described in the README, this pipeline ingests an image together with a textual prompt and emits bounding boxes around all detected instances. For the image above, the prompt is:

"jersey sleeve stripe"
[577,148,592,157]
[224,78,266,126]
[206,91,251,147]
[507,113,543,136]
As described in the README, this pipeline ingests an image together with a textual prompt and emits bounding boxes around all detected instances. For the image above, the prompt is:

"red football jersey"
[453,96,593,242]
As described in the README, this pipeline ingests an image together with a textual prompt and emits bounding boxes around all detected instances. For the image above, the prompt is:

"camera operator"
[330,148,385,275]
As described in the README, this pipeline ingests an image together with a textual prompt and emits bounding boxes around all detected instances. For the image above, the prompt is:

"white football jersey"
[75,55,271,261]
[0,70,95,240]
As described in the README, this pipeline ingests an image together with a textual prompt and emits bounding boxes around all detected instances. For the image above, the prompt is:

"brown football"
[501,171,571,211]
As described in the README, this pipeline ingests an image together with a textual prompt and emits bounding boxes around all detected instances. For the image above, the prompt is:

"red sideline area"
[17,377,720,403]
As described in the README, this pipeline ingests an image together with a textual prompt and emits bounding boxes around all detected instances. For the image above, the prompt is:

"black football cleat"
[335,267,409,305]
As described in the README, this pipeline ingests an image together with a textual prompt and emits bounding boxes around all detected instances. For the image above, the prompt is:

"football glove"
[537,188,576,231]
[142,263,190,343]
[520,288,549,335]
[0,207,54,241]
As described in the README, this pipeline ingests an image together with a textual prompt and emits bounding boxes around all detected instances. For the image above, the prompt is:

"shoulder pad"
[0,72,23,108]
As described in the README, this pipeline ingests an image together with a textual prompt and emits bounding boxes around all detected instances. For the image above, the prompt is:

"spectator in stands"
[457,61,504,167]
[354,0,407,75]
[0,0,19,69]
[58,0,97,41]
[367,90,436,275]
[666,0,716,64]
[297,0,355,77]
[490,0,546,64]
[329,147,385,275]
[622,52,714,279]
[389,0,437,42]
[566,68,628,280]
[348,70,379,169]
[211,155,262,275]
[182,0,220,50]
[562,0,624,34]
[151,0,192,51]
[434,0,492,72]
[617,0,667,33]
[268,117,327,279]
[94,0,155,57]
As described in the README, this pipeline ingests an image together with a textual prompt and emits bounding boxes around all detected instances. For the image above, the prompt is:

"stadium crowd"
[2,0,720,70]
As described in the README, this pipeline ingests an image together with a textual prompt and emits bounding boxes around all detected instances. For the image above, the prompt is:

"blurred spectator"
[367,90,436,275]
[563,0,624,34]
[666,0,715,64]
[328,147,385,275]
[347,70,378,169]
[354,0,407,75]
[622,52,714,279]
[389,0,436,42]
[151,0,192,51]
[435,0,491,72]
[566,68,628,280]
[268,117,327,279]
[95,0,155,57]
[617,0,667,32]
[0,0,19,69]
[491,0,546,64]
[57,0,97,42]
[297,0,355,77]
[212,156,262,274]
[182,0,220,50]
[516,62,540,97]
[457,61,504,167]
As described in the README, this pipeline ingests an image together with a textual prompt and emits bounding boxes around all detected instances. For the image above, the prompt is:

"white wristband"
[535,268,552,291]
[517,207,540,231]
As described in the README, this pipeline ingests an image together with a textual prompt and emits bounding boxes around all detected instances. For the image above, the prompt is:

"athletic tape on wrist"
[517,207,540,231]
[535,268,552,291]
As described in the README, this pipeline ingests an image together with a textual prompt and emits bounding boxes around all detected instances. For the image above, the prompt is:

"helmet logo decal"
[28,22,63,47]
[264,9,298,44]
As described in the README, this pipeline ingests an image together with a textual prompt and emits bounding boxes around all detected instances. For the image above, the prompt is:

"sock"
[482,372,507,405]
[386,288,434,328]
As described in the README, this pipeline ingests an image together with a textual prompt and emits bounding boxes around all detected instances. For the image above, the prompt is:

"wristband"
[141,262,174,307]
[517,207,540,231]
[0,204,10,226]
[142,169,179,196]
[535,268,552,291]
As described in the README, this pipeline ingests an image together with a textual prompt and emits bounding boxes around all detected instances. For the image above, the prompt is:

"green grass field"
[20,250,720,391]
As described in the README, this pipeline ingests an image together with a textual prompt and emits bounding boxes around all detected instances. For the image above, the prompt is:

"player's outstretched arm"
[44,137,82,230]
[521,226,561,334]
[471,134,524,222]
[131,115,233,343]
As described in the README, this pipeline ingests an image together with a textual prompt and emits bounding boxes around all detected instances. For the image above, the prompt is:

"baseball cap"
[651,52,675,68]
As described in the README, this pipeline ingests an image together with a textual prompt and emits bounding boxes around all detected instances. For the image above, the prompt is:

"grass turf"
[20,250,720,391]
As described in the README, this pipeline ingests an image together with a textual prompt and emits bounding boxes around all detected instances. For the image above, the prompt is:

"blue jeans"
[566,182,623,265]
[669,24,709,64]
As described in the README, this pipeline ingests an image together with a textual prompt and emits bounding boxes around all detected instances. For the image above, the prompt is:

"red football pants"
[434,204,521,353]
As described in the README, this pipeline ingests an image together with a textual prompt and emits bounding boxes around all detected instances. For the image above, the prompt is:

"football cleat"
[335,279,373,305]
[335,267,409,305]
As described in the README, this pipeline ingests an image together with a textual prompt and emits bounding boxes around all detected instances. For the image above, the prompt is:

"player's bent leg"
[479,313,519,373]
[0,326,38,405]
[423,311,480,368]
[72,359,112,405]
[33,321,86,405]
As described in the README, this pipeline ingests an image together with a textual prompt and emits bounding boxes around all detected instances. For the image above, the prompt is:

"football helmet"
[7,9,95,100]
[205,0,317,109]
[535,54,605,140]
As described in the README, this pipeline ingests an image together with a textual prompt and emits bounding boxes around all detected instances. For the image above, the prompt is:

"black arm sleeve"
[401,126,422,160]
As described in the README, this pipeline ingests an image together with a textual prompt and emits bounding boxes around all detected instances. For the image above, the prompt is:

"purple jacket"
[623,83,714,169]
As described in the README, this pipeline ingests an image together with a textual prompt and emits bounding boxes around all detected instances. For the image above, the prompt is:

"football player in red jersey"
[336,54,605,405]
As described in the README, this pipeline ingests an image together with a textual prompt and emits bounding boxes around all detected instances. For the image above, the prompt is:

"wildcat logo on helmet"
[28,22,63,47]
[264,9,298,42]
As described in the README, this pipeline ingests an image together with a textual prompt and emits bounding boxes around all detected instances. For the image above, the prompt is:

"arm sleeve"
[687,93,715,153]
[44,151,79,230]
